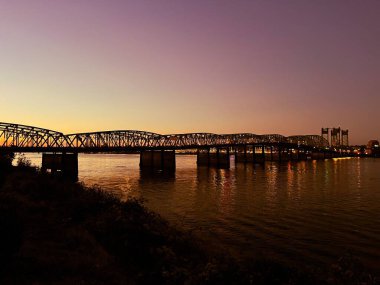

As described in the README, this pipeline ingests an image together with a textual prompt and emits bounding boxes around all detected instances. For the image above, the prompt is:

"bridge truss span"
[0,122,70,149]
[287,135,329,148]
[66,130,162,149]
[0,122,330,152]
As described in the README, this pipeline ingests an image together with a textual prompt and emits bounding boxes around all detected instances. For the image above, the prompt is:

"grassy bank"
[0,164,378,284]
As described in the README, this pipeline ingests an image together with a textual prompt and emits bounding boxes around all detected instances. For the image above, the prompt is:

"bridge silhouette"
[1,122,329,150]
[0,122,349,177]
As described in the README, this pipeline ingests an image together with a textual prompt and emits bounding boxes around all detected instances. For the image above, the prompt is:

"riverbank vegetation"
[0,156,378,284]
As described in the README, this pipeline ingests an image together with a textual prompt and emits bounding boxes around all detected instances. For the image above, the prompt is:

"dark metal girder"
[0,122,331,152]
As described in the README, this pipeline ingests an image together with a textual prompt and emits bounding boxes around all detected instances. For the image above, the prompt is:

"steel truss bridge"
[0,122,330,152]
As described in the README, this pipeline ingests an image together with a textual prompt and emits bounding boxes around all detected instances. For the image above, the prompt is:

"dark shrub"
[0,152,14,169]
[0,205,23,271]
[0,152,14,185]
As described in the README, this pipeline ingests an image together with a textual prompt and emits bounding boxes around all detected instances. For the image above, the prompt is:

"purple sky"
[0,0,379,144]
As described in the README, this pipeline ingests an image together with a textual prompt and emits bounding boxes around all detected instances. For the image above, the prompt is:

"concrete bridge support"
[139,150,176,171]
[311,152,325,160]
[234,146,245,163]
[293,149,300,160]
[255,146,266,163]
[235,145,265,164]
[270,146,274,161]
[272,145,290,162]
[279,147,292,161]
[297,149,307,160]
[41,153,78,179]
[197,148,230,169]
[269,146,284,161]
[235,146,252,163]
[324,151,333,159]
[278,145,282,162]
[258,145,265,163]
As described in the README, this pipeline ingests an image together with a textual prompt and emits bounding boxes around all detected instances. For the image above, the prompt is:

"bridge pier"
[295,149,300,160]
[234,146,246,163]
[235,145,254,163]
[281,147,291,161]
[270,146,274,161]
[197,148,230,169]
[261,145,265,162]
[139,150,176,171]
[311,151,324,160]
[235,145,266,164]
[286,149,291,161]
[289,148,294,160]
[297,149,307,160]
[197,149,209,167]
[41,153,78,180]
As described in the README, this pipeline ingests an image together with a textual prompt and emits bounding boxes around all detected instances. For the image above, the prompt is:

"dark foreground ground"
[0,162,378,284]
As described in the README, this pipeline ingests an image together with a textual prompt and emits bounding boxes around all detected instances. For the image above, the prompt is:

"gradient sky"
[1,0,379,144]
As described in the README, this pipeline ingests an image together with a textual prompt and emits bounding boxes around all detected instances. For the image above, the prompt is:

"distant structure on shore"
[351,140,379,157]
[321,127,349,147]
[366,140,380,157]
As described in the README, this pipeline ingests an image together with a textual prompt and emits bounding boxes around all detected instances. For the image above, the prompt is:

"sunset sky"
[1,0,379,144]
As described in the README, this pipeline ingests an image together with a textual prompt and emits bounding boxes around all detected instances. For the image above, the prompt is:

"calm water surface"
[23,154,380,272]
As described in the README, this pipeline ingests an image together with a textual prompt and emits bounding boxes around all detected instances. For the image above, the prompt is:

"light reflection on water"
[21,153,380,272]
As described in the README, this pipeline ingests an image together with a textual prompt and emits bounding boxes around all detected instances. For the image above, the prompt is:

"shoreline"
[0,165,378,284]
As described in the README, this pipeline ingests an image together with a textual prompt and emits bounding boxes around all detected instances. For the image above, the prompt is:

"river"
[21,153,380,273]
